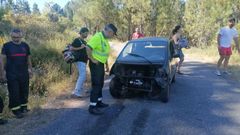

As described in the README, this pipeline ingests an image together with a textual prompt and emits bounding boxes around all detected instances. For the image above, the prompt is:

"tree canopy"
[0,0,240,44]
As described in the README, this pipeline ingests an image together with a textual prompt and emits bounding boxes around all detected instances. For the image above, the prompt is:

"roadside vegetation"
[0,12,77,118]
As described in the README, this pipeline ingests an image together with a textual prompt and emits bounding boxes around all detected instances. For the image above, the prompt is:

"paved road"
[31,59,240,135]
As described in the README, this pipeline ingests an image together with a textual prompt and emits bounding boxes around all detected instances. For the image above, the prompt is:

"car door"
[168,41,177,80]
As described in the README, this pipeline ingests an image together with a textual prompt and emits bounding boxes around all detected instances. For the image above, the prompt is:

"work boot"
[96,101,109,108]
[0,119,8,125]
[88,106,103,115]
[12,110,24,119]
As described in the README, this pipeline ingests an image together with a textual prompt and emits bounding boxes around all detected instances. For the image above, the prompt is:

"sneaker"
[223,71,231,75]
[0,119,8,125]
[96,102,109,108]
[88,106,103,115]
[215,70,221,76]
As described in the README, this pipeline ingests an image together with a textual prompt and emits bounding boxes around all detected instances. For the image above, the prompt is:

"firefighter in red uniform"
[0,29,32,119]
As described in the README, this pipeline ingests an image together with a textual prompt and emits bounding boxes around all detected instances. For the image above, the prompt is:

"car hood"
[115,59,165,65]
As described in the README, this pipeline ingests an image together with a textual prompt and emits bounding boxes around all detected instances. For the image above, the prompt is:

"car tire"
[109,77,123,98]
[160,84,170,103]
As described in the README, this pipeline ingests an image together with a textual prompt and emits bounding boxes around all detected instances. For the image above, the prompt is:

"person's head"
[79,27,89,39]
[103,23,117,39]
[135,27,140,33]
[10,28,23,44]
[172,25,182,35]
[228,17,236,28]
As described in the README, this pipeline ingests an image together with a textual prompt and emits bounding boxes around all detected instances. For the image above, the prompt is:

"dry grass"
[0,35,122,134]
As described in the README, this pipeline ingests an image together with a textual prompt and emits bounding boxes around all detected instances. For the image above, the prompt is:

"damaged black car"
[109,37,178,103]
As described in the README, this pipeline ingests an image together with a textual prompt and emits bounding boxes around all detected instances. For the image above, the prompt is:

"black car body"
[109,37,177,103]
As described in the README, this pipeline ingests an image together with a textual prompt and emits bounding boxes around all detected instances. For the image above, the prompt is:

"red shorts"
[218,46,232,56]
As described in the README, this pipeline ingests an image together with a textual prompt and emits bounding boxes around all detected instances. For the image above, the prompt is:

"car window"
[118,41,167,63]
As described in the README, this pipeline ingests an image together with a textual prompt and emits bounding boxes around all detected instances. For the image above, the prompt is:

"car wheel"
[109,77,123,98]
[160,84,170,103]
[147,82,161,100]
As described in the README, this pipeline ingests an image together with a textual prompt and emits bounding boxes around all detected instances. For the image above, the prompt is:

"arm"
[28,56,33,78]
[172,34,180,49]
[26,44,33,77]
[233,37,240,53]
[86,46,98,64]
[217,34,221,47]
[70,39,86,51]
[28,56,32,71]
[70,44,86,51]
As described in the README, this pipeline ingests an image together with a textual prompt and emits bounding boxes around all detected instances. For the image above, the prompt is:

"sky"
[27,0,70,11]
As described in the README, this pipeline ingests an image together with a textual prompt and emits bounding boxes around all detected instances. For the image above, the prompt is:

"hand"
[91,58,99,64]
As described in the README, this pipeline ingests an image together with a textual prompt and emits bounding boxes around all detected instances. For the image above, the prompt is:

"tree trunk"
[150,0,158,36]
[127,12,132,40]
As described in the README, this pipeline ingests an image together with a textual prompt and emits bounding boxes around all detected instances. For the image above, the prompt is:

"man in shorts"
[216,17,240,76]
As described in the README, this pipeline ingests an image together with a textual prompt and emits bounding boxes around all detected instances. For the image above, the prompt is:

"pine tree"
[63,1,74,21]
[23,0,31,14]
[14,0,31,14]
[32,3,40,15]
[184,0,240,47]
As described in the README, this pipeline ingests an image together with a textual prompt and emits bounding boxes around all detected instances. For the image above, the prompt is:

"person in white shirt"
[216,17,240,76]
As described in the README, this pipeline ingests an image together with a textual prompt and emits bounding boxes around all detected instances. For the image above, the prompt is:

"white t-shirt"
[218,26,239,48]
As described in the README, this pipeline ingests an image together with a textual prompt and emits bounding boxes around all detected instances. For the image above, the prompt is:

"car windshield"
[118,41,167,63]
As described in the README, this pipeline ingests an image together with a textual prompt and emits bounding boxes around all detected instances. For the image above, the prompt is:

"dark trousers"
[89,61,105,104]
[7,77,29,111]
[0,96,3,114]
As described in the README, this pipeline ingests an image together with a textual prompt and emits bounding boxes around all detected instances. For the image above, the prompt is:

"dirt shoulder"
[0,86,88,135]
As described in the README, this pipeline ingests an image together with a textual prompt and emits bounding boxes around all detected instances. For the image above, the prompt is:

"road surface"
[30,58,240,135]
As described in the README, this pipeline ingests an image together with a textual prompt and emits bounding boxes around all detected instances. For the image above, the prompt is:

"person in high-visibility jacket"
[86,24,117,115]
